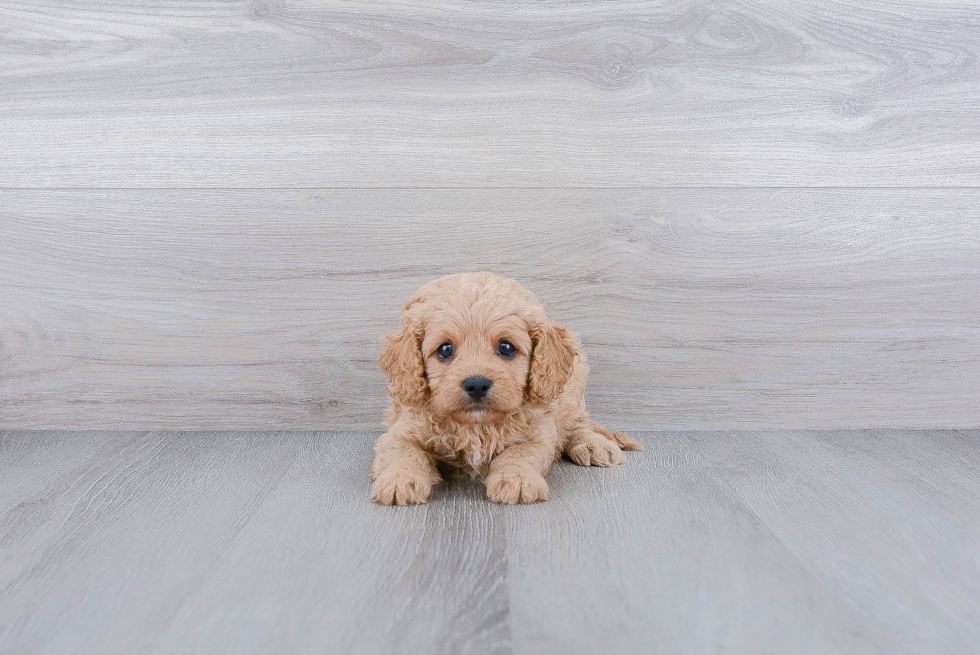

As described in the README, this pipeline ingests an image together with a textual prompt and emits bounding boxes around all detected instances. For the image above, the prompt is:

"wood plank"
[504,438,892,654]
[1,0,979,187]
[505,430,980,653]
[0,431,508,654]
[0,431,305,653]
[153,433,509,655]
[2,189,978,429]
[689,430,980,653]
[0,430,132,529]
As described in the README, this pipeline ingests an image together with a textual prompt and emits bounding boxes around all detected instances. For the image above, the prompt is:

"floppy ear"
[378,317,428,406]
[526,319,577,405]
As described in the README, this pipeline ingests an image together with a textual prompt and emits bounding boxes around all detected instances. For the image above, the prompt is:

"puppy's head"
[378,272,577,424]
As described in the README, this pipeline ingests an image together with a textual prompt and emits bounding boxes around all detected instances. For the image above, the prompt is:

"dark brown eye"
[497,341,516,358]
[436,342,454,360]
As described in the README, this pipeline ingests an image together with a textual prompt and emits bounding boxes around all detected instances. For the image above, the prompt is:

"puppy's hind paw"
[566,435,626,467]
[591,423,643,451]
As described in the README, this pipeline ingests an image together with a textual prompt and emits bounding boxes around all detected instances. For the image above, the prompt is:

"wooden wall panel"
[2,189,977,429]
[1,0,978,187]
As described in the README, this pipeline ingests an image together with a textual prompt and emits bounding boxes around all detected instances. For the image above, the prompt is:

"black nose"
[462,376,493,401]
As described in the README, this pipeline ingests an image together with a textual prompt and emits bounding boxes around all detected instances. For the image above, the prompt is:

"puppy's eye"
[436,342,454,360]
[496,340,516,358]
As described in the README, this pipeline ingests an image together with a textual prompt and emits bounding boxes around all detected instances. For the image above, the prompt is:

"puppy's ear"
[527,319,577,405]
[378,315,427,406]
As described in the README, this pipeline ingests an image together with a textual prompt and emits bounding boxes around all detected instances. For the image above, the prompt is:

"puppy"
[371,272,640,505]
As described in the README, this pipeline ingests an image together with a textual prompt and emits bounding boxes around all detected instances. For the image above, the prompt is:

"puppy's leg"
[370,431,442,506]
[485,421,559,504]
[485,440,554,504]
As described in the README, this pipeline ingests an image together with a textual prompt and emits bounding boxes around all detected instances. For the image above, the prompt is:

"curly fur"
[371,272,640,505]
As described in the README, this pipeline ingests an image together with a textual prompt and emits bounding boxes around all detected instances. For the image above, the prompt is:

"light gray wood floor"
[1,430,978,654]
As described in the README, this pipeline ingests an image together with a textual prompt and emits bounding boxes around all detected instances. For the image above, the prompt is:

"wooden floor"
[1,430,978,654]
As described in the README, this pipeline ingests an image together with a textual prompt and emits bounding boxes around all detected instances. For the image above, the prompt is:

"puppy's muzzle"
[462,375,493,401]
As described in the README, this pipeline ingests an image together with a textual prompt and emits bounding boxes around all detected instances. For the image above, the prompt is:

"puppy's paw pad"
[486,470,548,504]
[567,437,625,467]
[371,472,433,506]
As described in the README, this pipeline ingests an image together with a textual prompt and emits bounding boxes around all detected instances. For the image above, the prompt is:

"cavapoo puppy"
[371,272,640,505]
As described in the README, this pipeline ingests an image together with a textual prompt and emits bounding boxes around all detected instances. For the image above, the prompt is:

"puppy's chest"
[426,424,521,475]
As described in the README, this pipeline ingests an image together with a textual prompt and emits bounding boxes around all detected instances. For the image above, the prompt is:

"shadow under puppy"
[371,272,640,505]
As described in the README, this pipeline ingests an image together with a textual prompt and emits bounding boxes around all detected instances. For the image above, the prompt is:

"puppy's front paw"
[485,469,548,504]
[371,471,434,506]
[566,434,625,467]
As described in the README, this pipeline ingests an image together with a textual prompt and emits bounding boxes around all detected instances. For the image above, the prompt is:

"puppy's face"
[379,273,577,424]
[421,311,532,424]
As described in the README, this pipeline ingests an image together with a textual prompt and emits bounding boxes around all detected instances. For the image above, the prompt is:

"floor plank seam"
[4,186,980,191]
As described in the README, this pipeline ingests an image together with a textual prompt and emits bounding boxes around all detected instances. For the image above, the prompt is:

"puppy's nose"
[462,376,493,401]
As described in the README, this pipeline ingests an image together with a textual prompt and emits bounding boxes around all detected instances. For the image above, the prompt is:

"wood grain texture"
[506,437,886,654]
[690,430,980,653]
[1,430,978,653]
[2,189,978,430]
[507,430,980,653]
[0,430,509,655]
[1,0,979,187]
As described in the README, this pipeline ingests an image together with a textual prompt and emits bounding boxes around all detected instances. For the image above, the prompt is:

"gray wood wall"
[1,1,978,430]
